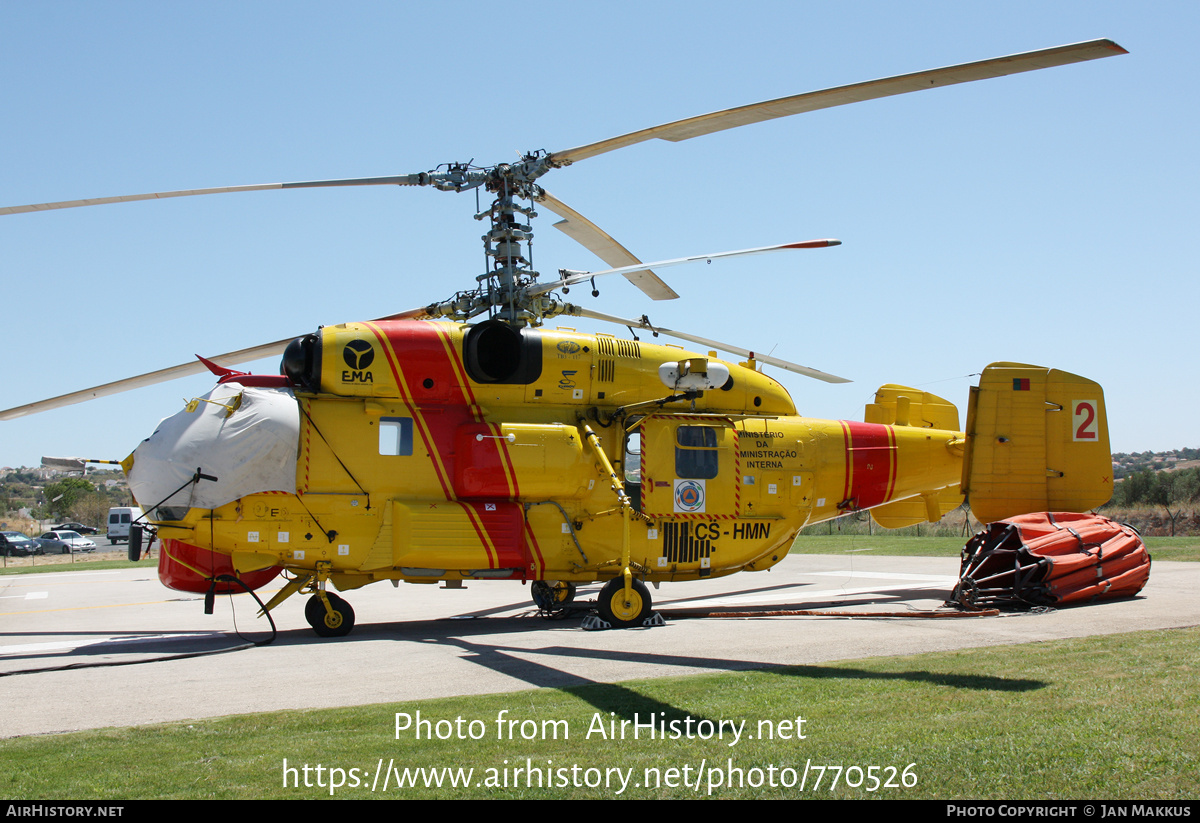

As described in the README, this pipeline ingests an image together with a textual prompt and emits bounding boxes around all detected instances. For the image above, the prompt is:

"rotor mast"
[414,152,565,326]
[478,154,553,325]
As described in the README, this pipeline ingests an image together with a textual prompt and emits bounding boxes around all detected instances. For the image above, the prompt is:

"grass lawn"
[0,552,155,575]
[789,534,1200,562]
[1,628,1196,800]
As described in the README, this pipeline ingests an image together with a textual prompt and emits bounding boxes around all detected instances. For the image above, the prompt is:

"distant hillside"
[1106,448,1200,536]
[1112,448,1200,480]
[0,468,131,526]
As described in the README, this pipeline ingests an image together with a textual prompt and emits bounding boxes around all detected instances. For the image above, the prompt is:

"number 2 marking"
[1073,400,1097,441]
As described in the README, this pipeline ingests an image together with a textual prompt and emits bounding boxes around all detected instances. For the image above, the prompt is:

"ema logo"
[556,340,582,355]
[673,479,706,513]
[341,339,375,383]
[343,339,375,369]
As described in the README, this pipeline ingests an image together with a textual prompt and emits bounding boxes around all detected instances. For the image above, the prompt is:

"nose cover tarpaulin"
[127,382,299,515]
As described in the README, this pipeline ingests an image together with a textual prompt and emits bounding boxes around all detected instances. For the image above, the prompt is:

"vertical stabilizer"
[963,363,1112,523]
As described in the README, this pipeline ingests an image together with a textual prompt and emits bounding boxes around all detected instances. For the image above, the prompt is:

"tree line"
[1106,467,1200,536]
[1110,467,1200,508]
[1,470,132,524]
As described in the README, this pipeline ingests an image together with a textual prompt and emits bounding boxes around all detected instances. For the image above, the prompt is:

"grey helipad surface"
[1,554,1196,738]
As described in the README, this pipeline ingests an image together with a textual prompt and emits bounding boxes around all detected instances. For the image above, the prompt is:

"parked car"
[32,535,68,554]
[51,521,99,535]
[0,531,41,557]
[37,530,96,553]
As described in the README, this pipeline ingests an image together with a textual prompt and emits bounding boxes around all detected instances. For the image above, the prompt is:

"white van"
[106,507,144,545]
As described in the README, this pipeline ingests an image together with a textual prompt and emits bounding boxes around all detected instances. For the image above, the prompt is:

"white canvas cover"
[127,382,299,514]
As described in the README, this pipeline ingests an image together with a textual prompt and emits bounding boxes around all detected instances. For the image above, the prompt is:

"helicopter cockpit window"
[624,431,642,484]
[379,417,414,456]
[154,506,189,522]
[623,427,644,512]
[675,426,719,479]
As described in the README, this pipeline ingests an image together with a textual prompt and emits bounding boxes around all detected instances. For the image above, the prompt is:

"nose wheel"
[305,591,355,637]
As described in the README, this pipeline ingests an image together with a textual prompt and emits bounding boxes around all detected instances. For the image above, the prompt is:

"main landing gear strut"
[595,577,652,628]
[531,577,657,628]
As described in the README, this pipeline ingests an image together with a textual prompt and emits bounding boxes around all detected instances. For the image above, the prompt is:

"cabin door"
[638,415,740,519]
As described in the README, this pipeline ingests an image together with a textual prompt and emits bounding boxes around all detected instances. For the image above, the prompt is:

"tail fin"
[963,362,1112,523]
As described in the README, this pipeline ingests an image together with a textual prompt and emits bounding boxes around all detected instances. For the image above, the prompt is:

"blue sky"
[1,1,1195,468]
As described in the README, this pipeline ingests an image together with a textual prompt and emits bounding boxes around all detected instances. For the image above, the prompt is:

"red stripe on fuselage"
[365,321,526,569]
[885,425,898,503]
[366,322,456,501]
[523,517,545,579]
[430,325,521,501]
[841,421,853,503]
[840,421,897,510]
[431,325,524,567]
[460,501,526,571]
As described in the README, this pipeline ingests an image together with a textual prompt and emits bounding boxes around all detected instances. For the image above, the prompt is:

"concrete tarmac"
[1,554,1196,738]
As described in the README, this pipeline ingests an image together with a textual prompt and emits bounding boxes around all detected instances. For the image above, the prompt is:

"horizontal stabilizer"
[871,485,964,529]
[865,384,959,431]
[865,384,964,528]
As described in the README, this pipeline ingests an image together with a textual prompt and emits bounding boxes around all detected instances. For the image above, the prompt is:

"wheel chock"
[581,611,665,631]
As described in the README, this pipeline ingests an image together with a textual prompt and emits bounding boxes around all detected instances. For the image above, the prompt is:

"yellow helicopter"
[1,40,1123,636]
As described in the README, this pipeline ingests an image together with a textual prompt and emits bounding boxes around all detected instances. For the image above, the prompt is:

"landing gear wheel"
[305,592,355,638]
[531,580,577,610]
[596,578,651,628]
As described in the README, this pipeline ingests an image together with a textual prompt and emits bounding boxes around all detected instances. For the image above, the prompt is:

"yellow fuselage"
[153,320,965,593]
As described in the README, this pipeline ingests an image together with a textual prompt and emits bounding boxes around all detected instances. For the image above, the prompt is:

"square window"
[676,426,719,479]
[379,417,414,456]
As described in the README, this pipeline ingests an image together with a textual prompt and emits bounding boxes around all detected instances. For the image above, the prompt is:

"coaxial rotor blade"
[0,338,296,420]
[569,307,851,384]
[550,39,1126,165]
[41,456,120,471]
[529,238,840,298]
[536,190,678,300]
[0,307,431,420]
[0,175,433,216]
